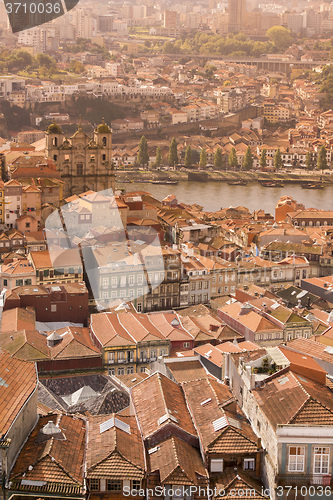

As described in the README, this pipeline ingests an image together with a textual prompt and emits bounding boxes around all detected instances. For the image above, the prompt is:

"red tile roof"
[0,350,37,437]
[86,414,145,479]
[148,436,207,485]
[131,372,197,441]
[10,414,85,495]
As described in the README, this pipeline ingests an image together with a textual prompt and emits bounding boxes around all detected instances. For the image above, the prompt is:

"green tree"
[69,60,85,74]
[266,26,293,51]
[168,137,178,167]
[155,146,162,168]
[199,148,207,169]
[137,136,149,167]
[274,148,283,170]
[260,149,267,170]
[184,145,192,168]
[243,146,253,171]
[317,145,328,171]
[36,53,56,69]
[305,152,312,170]
[214,147,223,169]
[228,147,238,170]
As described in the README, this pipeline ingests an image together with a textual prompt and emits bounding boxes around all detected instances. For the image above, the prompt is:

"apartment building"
[90,311,192,375]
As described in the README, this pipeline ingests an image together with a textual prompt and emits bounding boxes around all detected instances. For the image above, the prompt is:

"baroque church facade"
[45,121,115,198]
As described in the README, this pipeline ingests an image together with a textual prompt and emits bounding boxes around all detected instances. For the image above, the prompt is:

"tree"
[260,149,267,170]
[168,137,178,167]
[214,147,223,169]
[199,148,207,169]
[156,146,162,168]
[36,53,56,69]
[137,136,149,167]
[266,26,293,51]
[69,60,85,74]
[306,152,312,170]
[184,145,192,168]
[317,145,328,171]
[228,147,238,170]
[243,146,253,171]
[274,148,283,170]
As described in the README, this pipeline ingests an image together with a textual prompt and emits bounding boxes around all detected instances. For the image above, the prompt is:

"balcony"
[277,474,332,487]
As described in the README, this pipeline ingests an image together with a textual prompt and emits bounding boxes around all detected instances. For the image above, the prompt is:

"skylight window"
[212,416,228,432]
[100,417,131,435]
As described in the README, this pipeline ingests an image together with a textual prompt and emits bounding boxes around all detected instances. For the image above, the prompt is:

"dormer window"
[244,458,255,471]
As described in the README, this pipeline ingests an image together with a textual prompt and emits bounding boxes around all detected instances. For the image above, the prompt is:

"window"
[102,154,106,161]
[51,304,57,312]
[140,367,147,373]
[24,279,32,285]
[107,352,115,363]
[118,367,125,375]
[183,342,190,348]
[108,368,115,375]
[314,447,329,475]
[244,458,255,471]
[129,275,135,285]
[198,281,203,290]
[204,281,209,289]
[288,447,305,472]
[191,282,196,291]
[90,479,99,491]
[127,366,134,374]
[137,274,143,285]
[15,279,23,286]
[211,459,223,472]
[132,480,141,491]
[103,136,107,147]
[137,303,142,312]
[107,480,122,491]
[3,279,7,286]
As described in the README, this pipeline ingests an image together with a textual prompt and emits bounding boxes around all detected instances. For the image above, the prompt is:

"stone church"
[45,120,115,198]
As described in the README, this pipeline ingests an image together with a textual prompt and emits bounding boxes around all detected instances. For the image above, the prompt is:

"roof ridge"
[157,373,169,416]
[208,378,223,408]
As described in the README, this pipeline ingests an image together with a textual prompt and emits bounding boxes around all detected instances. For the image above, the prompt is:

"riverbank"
[116,179,333,213]
[116,169,333,185]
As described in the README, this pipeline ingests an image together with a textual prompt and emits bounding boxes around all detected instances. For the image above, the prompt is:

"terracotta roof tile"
[253,369,333,428]
[148,436,207,485]
[183,378,258,454]
[10,414,85,494]
[87,414,145,479]
[131,372,197,441]
[0,350,37,437]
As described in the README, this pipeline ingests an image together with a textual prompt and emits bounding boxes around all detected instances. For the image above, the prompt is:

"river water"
[118,181,333,214]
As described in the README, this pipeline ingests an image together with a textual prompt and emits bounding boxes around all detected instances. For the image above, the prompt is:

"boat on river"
[259,180,285,187]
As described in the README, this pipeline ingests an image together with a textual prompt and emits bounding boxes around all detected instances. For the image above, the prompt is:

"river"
[117,181,333,214]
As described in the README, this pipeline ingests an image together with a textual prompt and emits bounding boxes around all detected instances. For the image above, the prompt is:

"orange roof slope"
[0,350,37,437]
